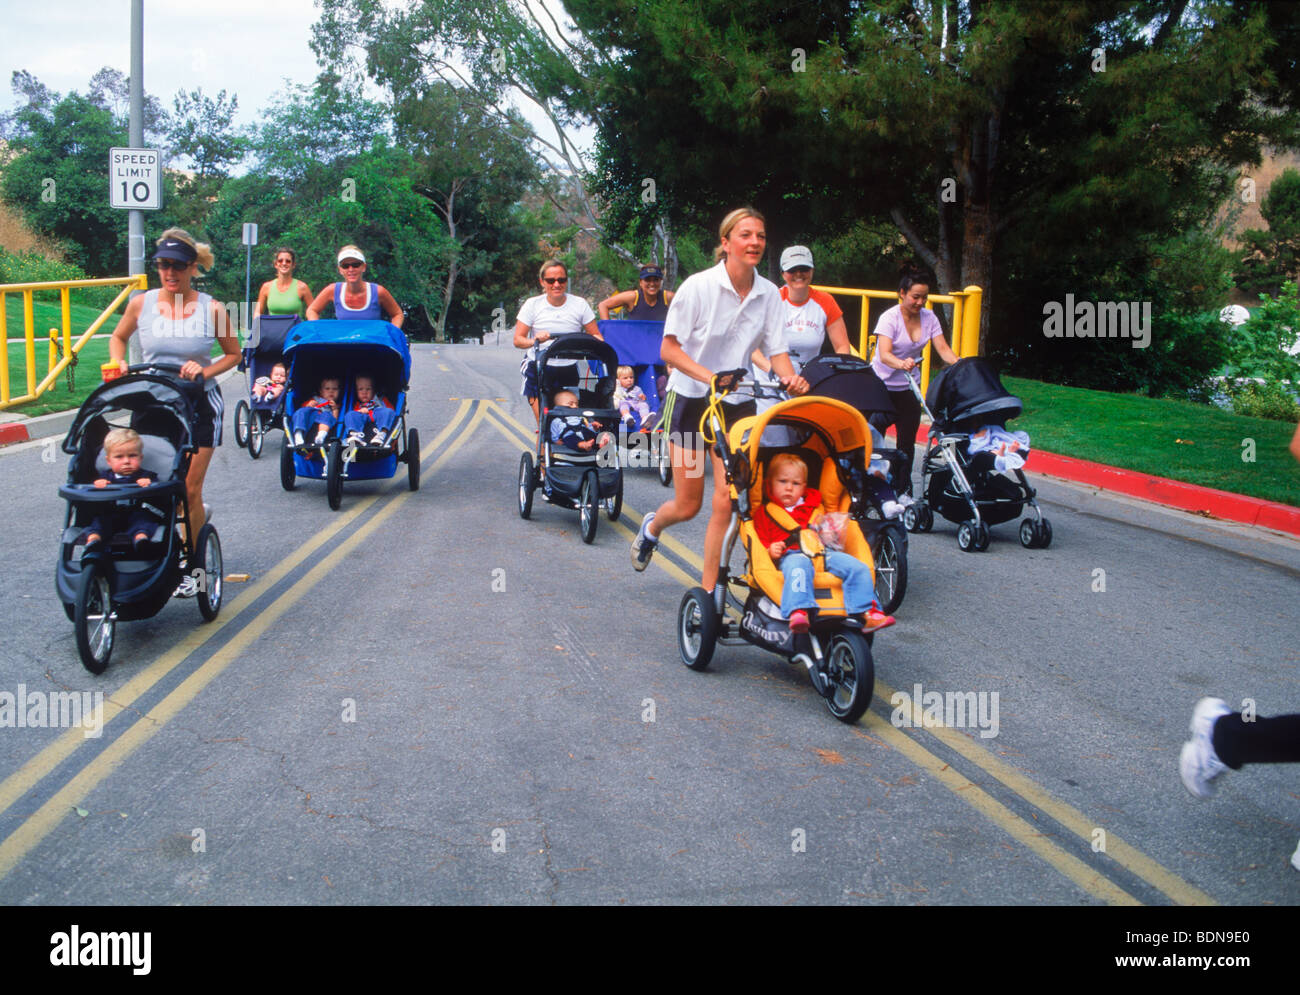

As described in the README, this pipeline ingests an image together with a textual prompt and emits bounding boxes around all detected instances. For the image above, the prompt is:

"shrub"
[0,248,118,309]
[1224,380,1300,421]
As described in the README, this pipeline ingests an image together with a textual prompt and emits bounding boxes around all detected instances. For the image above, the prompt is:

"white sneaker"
[173,575,200,599]
[630,512,658,571]
[293,430,305,447]
[881,500,906,519]
[896,494,916,507]
[345,430,365,446]
[202,502,212,524]
[1291,838,1300,872]
[1180,697,1232,798]
[313,427,329,444]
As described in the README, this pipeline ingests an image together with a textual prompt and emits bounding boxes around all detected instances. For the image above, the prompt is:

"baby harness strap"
[763,501,825,564]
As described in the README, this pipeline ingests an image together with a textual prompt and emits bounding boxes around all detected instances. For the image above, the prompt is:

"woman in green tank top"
[254,247,313,318]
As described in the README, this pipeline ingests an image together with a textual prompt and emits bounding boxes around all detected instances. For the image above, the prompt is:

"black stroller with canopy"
[232,313,297,459]
[55,365,224,674]
[801,354,911,614]
[903,357,1052,551]
[517,334,624,543]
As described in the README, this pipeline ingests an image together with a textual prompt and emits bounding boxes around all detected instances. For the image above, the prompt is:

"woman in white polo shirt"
[513,259,603,425]
[630,207,808,591]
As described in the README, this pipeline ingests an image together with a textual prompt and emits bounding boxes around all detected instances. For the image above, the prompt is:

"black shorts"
[666,392,756,451]
[194,387,223,448]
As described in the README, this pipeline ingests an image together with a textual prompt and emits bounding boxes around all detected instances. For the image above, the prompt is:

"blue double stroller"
[56,365,224,673]
[278,320,420,509]
[597,318,672,485]
[233,314,296,459]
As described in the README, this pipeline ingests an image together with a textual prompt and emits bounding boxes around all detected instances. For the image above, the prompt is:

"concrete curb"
[883,424,1300,539]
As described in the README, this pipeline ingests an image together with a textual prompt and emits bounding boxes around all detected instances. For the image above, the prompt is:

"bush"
[1223,281,1300,383]
[1224,380,1300,421]
[0,248,118,309]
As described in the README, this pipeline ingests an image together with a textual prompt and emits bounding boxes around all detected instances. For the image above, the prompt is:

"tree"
[1235,168,1300,298]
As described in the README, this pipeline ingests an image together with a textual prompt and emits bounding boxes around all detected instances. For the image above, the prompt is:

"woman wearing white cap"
[751,245,852,403]
[305,245,404,326]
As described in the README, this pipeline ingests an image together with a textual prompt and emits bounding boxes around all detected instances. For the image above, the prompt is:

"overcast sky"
[2,0,330,129]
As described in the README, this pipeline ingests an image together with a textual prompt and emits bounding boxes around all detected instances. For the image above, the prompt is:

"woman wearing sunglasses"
[106,228,241,553]
[305,245,404,326]
[513,259,603,424]
[252,246,313,319]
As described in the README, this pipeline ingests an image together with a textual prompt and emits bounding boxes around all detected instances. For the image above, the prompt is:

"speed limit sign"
[109,148,162,211]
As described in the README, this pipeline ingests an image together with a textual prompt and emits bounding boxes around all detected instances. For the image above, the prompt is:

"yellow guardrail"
[0,275,147,410]
[813,284,982,397]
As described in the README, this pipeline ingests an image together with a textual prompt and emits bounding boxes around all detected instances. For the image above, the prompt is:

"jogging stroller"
[232,313,297,459]
[278,320,420,510]
[56,365,224,674]
[676,374,882,724]
[904,357,1052,551]
[597,318,672,485]
[801,354,911,613]
[517,334,624,543]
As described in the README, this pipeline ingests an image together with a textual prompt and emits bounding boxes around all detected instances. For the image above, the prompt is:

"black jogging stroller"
[55,365,224,674]
[903,357,1052,551]
[801,354,912,614]
[232,313,297,459]
[517,334,624,543]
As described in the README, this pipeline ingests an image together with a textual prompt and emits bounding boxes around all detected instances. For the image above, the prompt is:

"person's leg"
[185,447,215,549]
[1213,711,1300,768]
[699,448,733,590]
[652,442,707,531]
[824,550,877,614]
[890,390,922,496]
[779,554,816,617]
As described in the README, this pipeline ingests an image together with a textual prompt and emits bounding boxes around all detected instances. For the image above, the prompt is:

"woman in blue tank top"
[305,245,404,326]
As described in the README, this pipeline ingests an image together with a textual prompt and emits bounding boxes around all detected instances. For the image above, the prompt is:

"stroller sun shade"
[802,355,896,418]
[925,357,1022,431]
[62,374,198,456]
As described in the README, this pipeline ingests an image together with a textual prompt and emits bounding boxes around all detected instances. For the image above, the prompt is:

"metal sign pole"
[127,0,145,365]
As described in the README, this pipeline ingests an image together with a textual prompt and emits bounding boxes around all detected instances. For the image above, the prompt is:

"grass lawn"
[1005,376,1300,508]
[3,298,121,415]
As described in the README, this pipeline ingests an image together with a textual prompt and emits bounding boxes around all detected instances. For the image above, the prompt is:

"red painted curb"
[0,424,30,446]
[882,424,1300,537]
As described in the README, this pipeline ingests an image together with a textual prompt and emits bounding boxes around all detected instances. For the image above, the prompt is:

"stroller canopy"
[285,320,412,384]
[538,333,622,372]
[802,355,896,418]
[249,314,299,357]
[730,394,872,458]
[925,357,1022,430]
[62,372,198,455]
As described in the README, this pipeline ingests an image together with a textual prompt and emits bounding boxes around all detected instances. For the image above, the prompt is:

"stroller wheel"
[1019,518,1036,548]
[407,428,421,491]
[194,524,223,622]
[74,563,115,675]
[233,400,250,449]
[280,435,296,491]
[678,587,719,671]
[518,453,535,519]
[326,439,344,511]
[579,470,599,544]
[1037,518,1053,549]
[821,631,874,724]
[657,433,672,487]
[871,522,908,615]
[973,521,990,551]
[248,412,264,459]
[904,501,933,534]
[603,470,623,522]
[957,520,978,552]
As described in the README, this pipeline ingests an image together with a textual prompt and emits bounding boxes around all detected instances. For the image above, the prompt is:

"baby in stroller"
[341,374,397,447]
[614,365,653,432]
[253,362,287,402]
[550,389,614,452]
[81,427,158,553]
[754,452,896,635]
[290,376,341,446]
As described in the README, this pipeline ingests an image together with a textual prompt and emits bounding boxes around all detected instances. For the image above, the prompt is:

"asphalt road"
[0,342,1296,906]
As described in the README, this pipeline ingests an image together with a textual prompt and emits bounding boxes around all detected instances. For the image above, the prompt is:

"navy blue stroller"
[233,314,297,459]
[56,365,224,673]
[517,334,624,543]
[597,318,672,485]
[278,320,420,510]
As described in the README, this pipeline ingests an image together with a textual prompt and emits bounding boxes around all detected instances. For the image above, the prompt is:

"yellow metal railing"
[0,275,147,410]
[813,284,982,396]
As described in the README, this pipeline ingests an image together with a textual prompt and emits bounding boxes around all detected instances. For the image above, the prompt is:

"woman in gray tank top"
[107,228,240,551]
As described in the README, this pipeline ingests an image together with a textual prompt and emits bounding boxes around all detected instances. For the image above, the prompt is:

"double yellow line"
[0,400,487,880]
[482,399,1217,906]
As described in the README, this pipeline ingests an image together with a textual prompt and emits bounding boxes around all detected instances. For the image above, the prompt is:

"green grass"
[1004,376,1300,508]
[2,298,122,415]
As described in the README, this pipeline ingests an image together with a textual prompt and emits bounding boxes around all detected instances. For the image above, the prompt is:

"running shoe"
[1180,697,1232,798]
[630,512,658,571]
